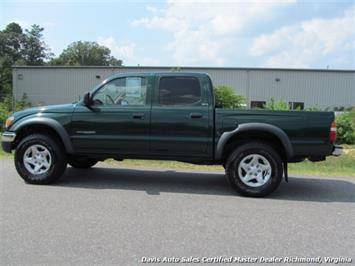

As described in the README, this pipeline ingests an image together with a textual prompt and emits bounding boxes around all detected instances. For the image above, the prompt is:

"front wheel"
[225,142,283,197]
[14,134,67,184]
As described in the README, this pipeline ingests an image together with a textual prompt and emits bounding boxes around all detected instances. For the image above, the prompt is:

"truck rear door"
[150,74,213,158]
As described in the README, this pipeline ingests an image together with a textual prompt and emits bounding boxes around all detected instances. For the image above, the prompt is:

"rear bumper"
[1,132,16,153]
[332,145,343,156]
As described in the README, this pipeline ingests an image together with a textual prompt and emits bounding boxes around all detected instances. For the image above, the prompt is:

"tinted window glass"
[251,101,266,109]
[289,102,304,110]
[93,77,147,106]
[159,77,201,105]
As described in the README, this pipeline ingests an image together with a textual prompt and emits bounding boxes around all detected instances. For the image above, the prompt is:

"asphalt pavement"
[1,159,354,265]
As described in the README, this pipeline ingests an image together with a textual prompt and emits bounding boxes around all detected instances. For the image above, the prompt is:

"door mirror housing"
[83,92,92,106]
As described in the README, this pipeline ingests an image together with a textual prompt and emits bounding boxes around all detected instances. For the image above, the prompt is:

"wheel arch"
[11,117,74,153]
[216,123,293,162]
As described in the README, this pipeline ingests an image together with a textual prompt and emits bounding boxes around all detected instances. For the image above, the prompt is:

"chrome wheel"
[23,144,52,175]
[238,154,272,187]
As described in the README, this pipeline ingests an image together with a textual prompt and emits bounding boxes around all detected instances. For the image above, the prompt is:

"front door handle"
[132,113,145,119]
[189,113,203,119]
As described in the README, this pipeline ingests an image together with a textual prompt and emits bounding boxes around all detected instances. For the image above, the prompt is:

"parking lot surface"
[1,159,354,265]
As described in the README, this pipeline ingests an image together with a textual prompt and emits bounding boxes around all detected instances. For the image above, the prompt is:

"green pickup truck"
[1,72,341,196]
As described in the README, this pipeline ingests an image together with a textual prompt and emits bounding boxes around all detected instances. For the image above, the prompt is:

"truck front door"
[71,76,151,155]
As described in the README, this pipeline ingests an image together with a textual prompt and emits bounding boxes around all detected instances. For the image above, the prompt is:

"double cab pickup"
[1,72,341,196]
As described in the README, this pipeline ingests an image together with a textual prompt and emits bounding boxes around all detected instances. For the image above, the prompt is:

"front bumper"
[332,145,343,156]
[1,132,16,153]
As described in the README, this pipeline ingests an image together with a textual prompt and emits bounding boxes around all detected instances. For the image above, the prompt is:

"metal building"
[12,66,355,110]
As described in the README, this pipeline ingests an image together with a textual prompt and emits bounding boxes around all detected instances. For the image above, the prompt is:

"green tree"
[0,22,25,62]
[214,85,245,108]
[304,106,320,111]
[108,56,123,66]
[264,98,290,110]
[336,108,355,144]
[22,24,53,65]
[0,95,12,130]
[0,57,13,98]
[0,23,25,99]
[50,41,122,66]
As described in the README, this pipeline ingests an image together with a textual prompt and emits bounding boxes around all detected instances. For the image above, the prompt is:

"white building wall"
[248,70,355,109]
[12,66,355,109]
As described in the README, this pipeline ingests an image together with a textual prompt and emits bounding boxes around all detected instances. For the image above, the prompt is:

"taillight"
[329,120,337,142]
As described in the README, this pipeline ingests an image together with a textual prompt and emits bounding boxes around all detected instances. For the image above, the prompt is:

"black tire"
[14,134,67,184]
[68,157,98,169]
[225,142,283,197]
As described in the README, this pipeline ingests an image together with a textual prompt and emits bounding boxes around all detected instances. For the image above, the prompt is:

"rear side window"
[159,76,201,105]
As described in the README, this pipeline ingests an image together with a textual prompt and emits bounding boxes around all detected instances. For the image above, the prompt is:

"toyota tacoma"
[1,72,342,196]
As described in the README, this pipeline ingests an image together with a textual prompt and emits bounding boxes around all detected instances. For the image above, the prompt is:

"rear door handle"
[189,113,203,119]
[132,113,145,119]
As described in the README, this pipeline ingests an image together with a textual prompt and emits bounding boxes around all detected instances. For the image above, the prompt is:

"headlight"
[5,116,14,128]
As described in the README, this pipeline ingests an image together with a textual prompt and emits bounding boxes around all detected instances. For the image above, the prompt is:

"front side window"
[92,77,147,106]
[159,76,201,105]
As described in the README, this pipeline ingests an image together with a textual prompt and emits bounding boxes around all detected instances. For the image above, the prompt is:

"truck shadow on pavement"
[57,167,355,203]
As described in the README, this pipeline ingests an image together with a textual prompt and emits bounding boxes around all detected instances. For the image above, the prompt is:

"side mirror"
[83,92,92,106]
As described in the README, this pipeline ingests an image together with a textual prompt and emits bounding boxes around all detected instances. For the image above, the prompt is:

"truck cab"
[72,73,214,160]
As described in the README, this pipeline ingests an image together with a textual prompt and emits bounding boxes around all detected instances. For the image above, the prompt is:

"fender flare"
[215,123,293,160]
[11,117,74,153]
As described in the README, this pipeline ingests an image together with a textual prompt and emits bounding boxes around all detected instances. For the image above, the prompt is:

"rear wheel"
[68,156,98,169]
[14,134,67,184]
[225,142,283,197]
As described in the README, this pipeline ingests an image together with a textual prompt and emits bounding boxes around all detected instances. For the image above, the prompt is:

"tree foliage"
[336,108,355,144]
[304,106,320,111]
[264,98,290,110]
[0,23,25,97]
[22,24,53,65]
[50,41,122,66]
[214,85,246,108]
[0,22,24,62]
